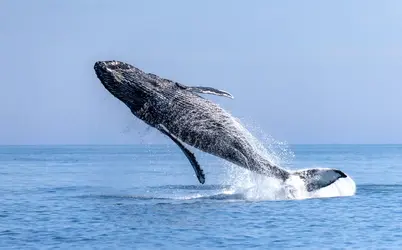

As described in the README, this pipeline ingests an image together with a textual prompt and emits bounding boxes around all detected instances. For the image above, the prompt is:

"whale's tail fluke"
[262,163,348,192]
[291,168,348,192]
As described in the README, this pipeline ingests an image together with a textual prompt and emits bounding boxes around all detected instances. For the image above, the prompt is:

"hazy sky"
[1,0,402,144]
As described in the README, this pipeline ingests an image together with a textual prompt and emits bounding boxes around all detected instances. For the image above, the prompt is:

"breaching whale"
[94,60,347,192]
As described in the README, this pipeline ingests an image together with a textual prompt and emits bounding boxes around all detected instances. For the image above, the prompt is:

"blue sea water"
[1,144,401,249]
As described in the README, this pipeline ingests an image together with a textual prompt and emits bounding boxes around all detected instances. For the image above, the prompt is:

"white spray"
[219,121,356,201]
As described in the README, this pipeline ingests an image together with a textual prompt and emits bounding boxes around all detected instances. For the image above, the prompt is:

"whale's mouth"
[94,61,136,87]
[94,61,115,87]
[94,61,106,76]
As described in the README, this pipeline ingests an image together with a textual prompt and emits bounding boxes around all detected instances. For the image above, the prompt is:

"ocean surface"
[1,144,401,249]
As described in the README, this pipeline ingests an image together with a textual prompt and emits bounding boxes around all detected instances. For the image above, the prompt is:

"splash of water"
[217,120,356,201]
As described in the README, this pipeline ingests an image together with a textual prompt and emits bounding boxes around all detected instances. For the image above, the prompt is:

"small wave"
[80,182,402,203]
[149,184,231,190]
[199,192,246,201]
[80,192,241,202]
[355,184,402,195]
[80,166,358,202]
[81,194,169,201]
[80,174,356,202]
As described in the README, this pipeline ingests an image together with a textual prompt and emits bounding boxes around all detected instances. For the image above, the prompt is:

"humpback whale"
[94,60,347,192]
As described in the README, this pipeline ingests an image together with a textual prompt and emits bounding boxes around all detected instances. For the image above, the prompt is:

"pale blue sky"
[1,0,402,144]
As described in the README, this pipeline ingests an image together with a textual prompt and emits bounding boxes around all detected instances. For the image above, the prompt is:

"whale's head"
[94,60,166,113]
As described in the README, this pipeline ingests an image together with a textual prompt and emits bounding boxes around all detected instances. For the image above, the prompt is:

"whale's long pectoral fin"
[156,124,205,184]
[175,82,234,99]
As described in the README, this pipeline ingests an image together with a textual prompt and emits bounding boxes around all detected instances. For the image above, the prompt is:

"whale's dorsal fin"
[156,124,205,184]
[175,82,234,99]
